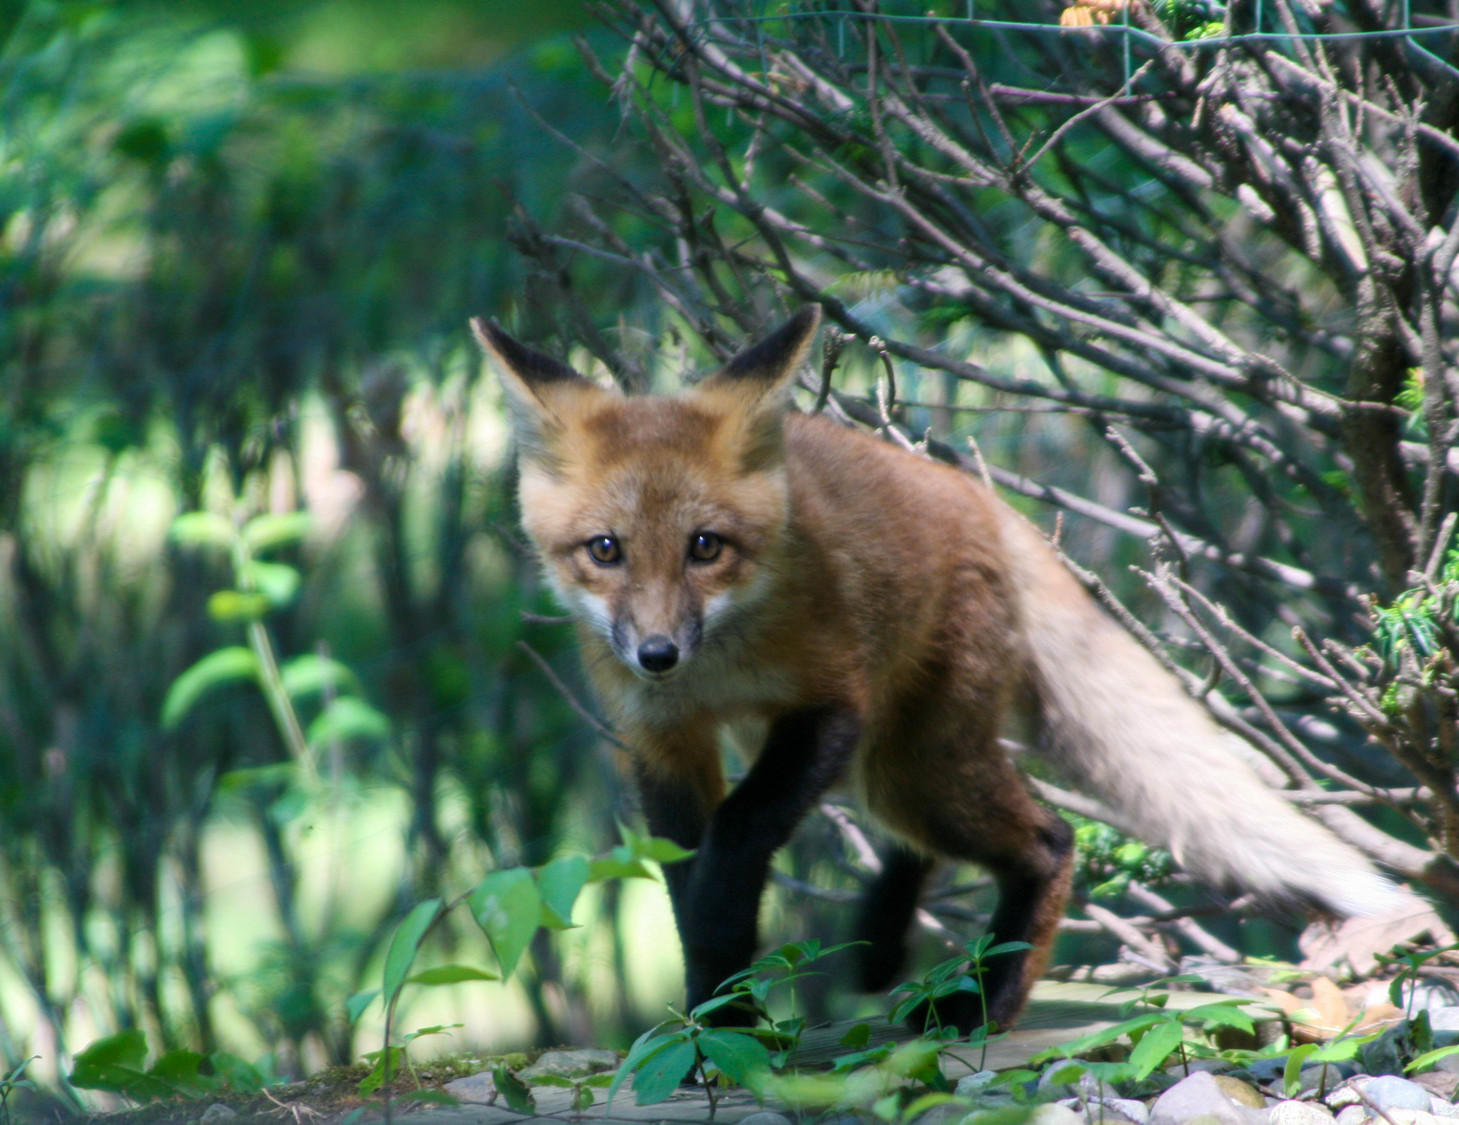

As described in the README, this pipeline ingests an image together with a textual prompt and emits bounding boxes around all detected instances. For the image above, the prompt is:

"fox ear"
[697,306,821,470]
[470,317,607,466]
[704,306,822,396]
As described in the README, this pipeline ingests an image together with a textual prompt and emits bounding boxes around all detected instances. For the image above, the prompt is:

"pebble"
[739,1113,793,1125]
[956,1071,999,1098]
[1413,1072,1459,1100]
[1268,1103,1336,1125]
[517,1047,620,1080]
[443,1071,499,1104]
[1029,1104,1085,1125]
[1360,1075,1434,1113]
[1058,1095,1150,1123]
[1150,1071,1271,1125]
[197,1107,237,1125]
[1214,1076,1267,1108]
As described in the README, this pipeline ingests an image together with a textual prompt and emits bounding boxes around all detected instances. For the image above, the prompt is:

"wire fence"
[681,2,1459,90]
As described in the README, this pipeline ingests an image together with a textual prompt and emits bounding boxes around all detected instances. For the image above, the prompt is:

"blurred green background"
[0,0,668,1105]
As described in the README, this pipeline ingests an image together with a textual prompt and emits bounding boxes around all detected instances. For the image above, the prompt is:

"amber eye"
[587,535,621,565]
[688,532,722,563]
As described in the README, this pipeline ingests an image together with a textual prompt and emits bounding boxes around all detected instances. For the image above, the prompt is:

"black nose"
[637,636,679,673]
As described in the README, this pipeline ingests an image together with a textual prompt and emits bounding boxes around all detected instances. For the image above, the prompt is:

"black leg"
[855,846,934,992]
[914,813,1075,1034]
[634,763,711,955]
[672,706,860,1023]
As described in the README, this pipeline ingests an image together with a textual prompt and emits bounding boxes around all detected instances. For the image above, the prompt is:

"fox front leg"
[637,706,860,1026]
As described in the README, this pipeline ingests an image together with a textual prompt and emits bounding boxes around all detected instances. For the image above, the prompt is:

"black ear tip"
[469,318,583,385]
[788,305,822,332]
[720,305,823,380]
[468,316,503,352]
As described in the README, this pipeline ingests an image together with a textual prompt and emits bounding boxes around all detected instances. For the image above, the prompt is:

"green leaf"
[162,647,261,728]
[405,964,500,986]
[632,1038,698,1105]
[169,512,236,551]
[402,1023,461,1043]
[72,1030,147,1073]
[382,899,443,1006]
[243,512,312,553]
[1030,1012,1166,1063]
[609,1028,678,1106]
[70,1030,176,1100]
[696,1029,770,1084]
[587,846,653,883]
[1128,1020,1185,1079]
[359,1046,404,1096]
[1406,1044,1459,1074]
[207,590,274,623]
[148,1049,214,1093]
[208,1052,267,1093]
[244,560,300,607]
[1283,1042,1318,1097]
[307,697,390,749]
[840,1022,872,1049]
[346,989,380,1023]
[634,836,695,864]
[1183,1002,1257,1034]
[537,854,589,929]
[280,655,360,701]
[1313,1034,1373,1062]
[468,868,541,980]
[493,1065,535,1113]
[573,1084,595,1111]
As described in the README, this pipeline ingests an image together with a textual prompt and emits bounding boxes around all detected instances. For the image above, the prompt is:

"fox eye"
[688,532,722,563]
[587,535,621,566]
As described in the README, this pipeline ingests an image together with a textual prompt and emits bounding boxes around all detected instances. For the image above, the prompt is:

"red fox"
[471,306,1404,1031]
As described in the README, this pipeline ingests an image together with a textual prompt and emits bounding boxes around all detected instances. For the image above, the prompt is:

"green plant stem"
[247,618,316,787]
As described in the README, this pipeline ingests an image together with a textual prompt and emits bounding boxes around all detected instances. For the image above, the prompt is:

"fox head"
[472,307,821,682]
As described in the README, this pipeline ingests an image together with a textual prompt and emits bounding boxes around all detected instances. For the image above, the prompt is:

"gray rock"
[1300,1063,1356,1097]
[1362,1022,1419,1077]
[1038,1059,1088,1099]
[518,1048,620,1080]
[1215,1077,1267,1108]
[1333,1106,1368,1125]
[1061,1096,1150,1123]
[738,1113,793,1125]
[1363,1076,1435,1113]
[1428,1007,1459,1034]
[198,1107,238,1125]
[1150,1071,1270,1125]
[1029,1105,1085,1125]
[955,1071,999,1098]
[1412,1072,1459,1101]
[443,1071,499,1104]
[1267,1102,1336,1125]
[1243,1058,1292,1084]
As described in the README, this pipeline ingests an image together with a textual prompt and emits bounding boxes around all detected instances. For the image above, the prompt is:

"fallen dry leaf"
[1300,897,1455,976]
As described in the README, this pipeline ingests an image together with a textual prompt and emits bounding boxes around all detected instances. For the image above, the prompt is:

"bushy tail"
[998,505,1405,918]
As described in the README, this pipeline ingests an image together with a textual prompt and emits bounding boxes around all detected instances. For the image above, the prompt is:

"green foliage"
[1072,816,1175,899]
[1372,533,1459,668]
[349,827,687,1104]
[0,1057,37,1125]
[1032,978,1263,1089]
[69,1032,268,1103]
